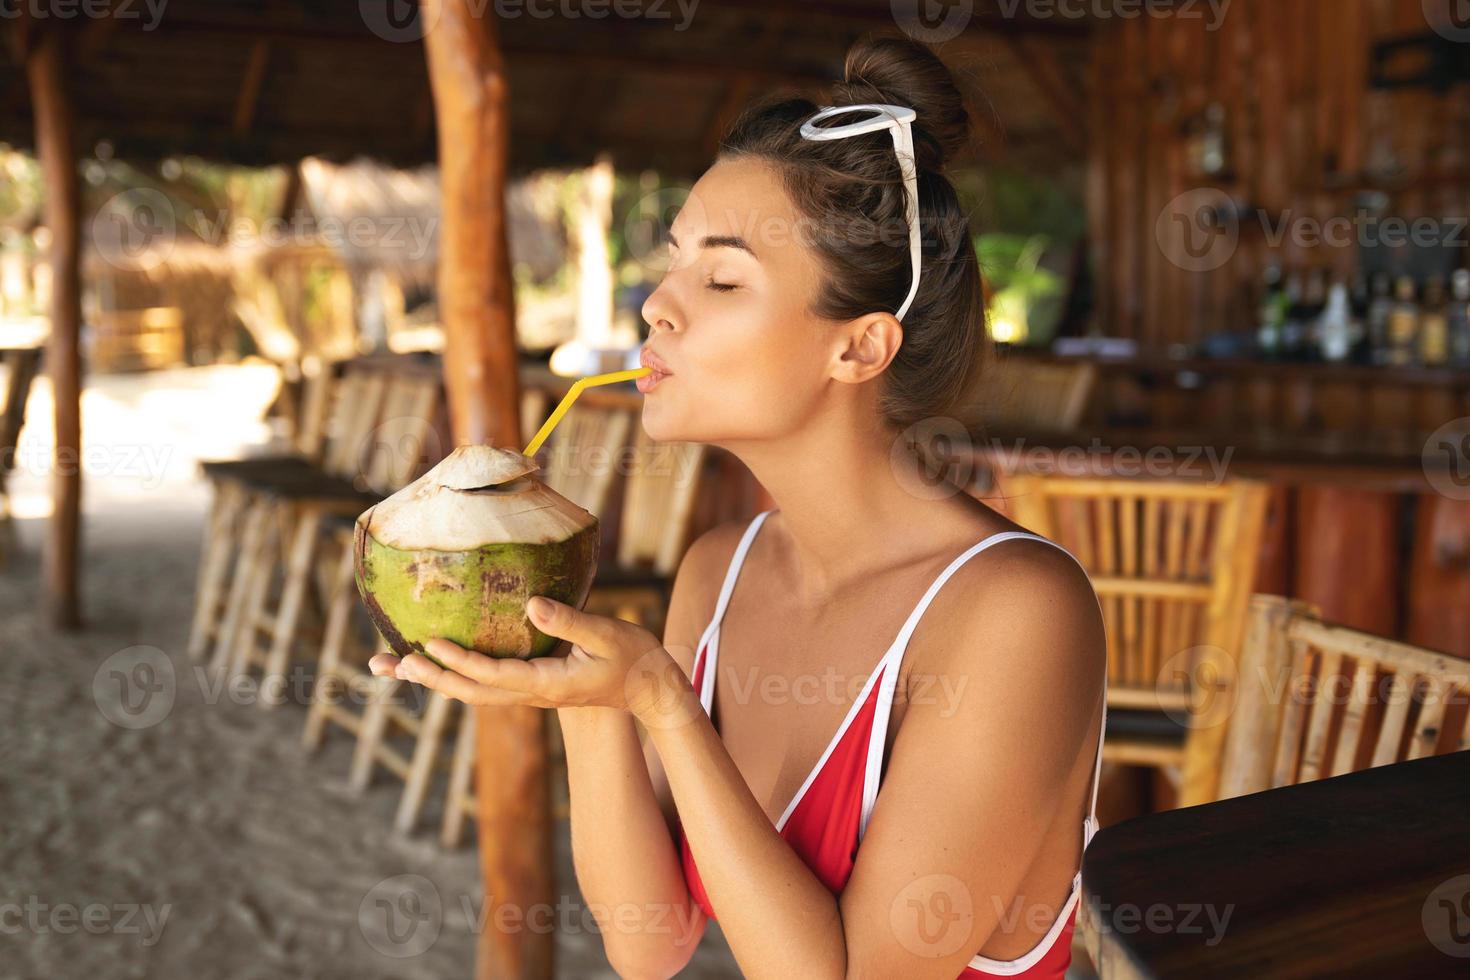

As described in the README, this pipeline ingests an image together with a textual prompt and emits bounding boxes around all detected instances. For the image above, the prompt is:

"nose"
[641,282,678,338]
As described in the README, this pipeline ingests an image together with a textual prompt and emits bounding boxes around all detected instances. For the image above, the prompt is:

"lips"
[637,347,672,394]
[639,346,674,378]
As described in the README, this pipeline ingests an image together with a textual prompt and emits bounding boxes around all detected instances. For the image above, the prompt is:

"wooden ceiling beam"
[232,39,271,137]
[713,0,1094,38]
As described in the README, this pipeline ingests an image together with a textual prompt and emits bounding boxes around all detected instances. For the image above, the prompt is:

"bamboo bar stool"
[999,472,1270,807]
[217,368,443,706]
[1216,594,1470,800]
[441,710,570,849]
[0,346,43,565]
[188,356,342,661]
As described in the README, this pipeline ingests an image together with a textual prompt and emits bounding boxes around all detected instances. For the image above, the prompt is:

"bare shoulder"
[911,531,1105,707]
[659,519,754,676]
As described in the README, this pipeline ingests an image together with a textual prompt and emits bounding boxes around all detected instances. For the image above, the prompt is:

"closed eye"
[705,277,739,293]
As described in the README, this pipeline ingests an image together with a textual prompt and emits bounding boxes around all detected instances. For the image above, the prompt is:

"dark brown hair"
[718,34,988,434]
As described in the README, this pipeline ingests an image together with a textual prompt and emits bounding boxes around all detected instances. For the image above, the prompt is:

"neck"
[719,403,974,600]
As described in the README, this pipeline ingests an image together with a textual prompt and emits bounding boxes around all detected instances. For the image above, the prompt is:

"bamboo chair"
[188,356,339,661]
[0,346,43,563]
[441,710,571,848]
[1216,594,1470,800]
[301,519,470,836]
[999,472,1270,807]
[217,368,442,706]
[584,426,707,635]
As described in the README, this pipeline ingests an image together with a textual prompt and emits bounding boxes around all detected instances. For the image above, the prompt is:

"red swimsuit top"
[675,510,1107,979]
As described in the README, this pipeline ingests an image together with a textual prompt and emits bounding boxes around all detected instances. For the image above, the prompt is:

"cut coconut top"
[359,444,596,551]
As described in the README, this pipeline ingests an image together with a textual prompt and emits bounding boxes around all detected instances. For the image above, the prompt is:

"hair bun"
[833,35,972,172]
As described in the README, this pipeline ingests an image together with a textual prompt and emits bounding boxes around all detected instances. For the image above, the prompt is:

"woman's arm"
[640,540,1106,979]
[551,524,745,978]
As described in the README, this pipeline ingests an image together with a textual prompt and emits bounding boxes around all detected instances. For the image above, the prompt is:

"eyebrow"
[667,231,759,260]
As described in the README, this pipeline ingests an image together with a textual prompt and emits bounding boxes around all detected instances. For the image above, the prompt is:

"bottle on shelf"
[1280,270,1307,359]
[1257,262,1286,359]
[1366,272,1393,365]
[1317,281,1355,363]
[1348,273,1371,363]
[1386,275,1420,367]
[1418,275,1449,367]
[1449,269,1470,367]
[1300,268,1328,361]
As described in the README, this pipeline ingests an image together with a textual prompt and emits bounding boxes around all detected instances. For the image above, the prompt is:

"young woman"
[373,35,1107,980]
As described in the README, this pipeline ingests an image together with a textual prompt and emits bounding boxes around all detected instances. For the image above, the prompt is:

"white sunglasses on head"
[799,102,922,322]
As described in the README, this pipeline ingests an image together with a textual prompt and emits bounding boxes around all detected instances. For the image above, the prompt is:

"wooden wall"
[1087,0,1470,351]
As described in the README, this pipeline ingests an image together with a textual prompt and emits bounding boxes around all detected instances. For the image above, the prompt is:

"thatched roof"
[0,1,1094,177]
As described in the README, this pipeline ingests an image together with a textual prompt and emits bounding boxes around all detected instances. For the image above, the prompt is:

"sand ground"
[0,364,738,979]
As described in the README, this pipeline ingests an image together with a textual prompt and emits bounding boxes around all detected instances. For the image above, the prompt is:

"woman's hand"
[366,597,695,721]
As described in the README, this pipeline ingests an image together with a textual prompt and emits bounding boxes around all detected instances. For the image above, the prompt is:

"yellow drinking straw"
[522,367,653,457]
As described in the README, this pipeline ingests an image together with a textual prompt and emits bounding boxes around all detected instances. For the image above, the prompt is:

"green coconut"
[353,444,599,664]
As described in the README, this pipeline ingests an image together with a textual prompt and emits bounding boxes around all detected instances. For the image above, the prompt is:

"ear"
[832,312,903,384]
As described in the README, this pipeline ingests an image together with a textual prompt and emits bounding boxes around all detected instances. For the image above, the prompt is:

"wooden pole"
[420,3,553,978]
[26,24,83,630]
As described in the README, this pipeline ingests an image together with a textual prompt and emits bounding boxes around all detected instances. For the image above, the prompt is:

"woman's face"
[638,156,842,447]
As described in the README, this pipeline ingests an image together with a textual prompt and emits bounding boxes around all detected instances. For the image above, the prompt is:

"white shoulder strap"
[710,509,773,628]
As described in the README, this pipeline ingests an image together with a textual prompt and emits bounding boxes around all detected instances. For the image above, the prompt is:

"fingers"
[394,652,540,707]
[527,596,627,654]
[368,652,399,677]
[425,637,566,696]
[523,599,649,658]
